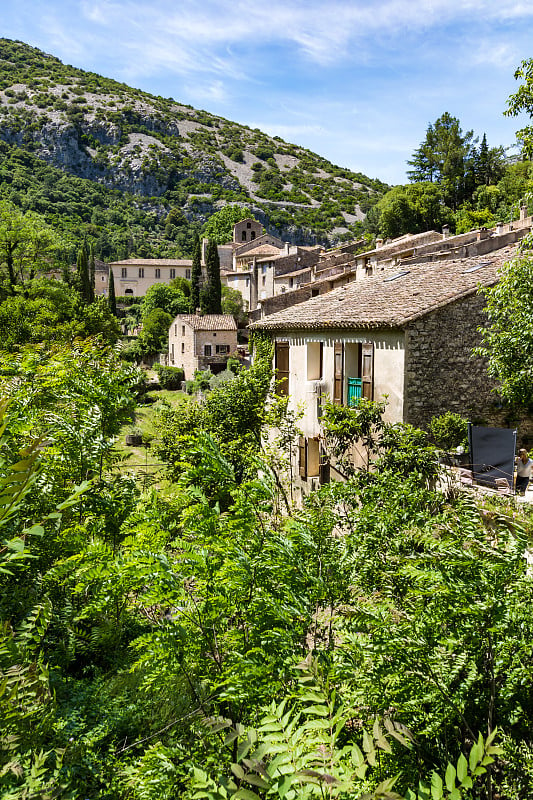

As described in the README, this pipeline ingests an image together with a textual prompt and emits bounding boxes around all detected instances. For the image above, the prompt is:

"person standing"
[515,448,533,495]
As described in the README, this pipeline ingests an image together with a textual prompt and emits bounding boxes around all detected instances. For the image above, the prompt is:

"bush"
[153,364,184,389]
[428,411,468,452]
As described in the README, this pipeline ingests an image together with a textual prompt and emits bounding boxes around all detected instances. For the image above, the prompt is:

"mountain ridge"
[0,38,388,257]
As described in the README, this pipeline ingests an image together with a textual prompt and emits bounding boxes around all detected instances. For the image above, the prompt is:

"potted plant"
[125,426,143,446]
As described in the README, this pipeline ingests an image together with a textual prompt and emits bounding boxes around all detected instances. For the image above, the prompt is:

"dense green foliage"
[475,236,533,409]
[1,354,532,798]
[0,277,120,346]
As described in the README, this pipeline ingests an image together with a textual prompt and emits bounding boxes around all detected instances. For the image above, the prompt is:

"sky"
[1,0,532,185]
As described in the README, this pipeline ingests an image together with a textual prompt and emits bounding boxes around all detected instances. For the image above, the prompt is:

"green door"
[347,377,362,406]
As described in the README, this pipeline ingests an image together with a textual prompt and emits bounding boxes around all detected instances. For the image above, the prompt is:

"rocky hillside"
[0,39,388,257]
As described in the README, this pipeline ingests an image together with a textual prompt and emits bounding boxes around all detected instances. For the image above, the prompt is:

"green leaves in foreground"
[191,662,502,800]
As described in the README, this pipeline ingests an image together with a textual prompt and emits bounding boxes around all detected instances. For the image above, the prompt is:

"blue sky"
[2,0,532,184]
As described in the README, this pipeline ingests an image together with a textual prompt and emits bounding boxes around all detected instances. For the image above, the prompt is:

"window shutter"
[275,341,290,396]
[298,436,307,478]
[361,342,374,400]
[319,444,330,484]
[334,342,343,405]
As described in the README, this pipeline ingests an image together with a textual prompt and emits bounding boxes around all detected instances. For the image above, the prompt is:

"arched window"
[125,288,134,295]
[251,231,256,240]
[241,231,247,241]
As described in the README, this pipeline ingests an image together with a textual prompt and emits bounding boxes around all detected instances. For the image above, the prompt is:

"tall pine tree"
[201,239,222,314]
[190,234,202,314]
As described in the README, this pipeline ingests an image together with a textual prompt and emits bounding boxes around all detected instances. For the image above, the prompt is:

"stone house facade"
[168,314,238,379]
[251,244,519,492]
[109,258,194,297]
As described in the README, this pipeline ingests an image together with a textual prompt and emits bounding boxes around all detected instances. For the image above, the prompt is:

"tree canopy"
[475,239,533,409]
[505,57,533,157]
[201,204,255,244]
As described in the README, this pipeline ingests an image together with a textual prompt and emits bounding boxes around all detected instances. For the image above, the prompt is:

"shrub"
[153,364,184,389]
[428,411,469,452]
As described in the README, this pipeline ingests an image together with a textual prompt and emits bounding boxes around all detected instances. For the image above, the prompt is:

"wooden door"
[361,342,374,400]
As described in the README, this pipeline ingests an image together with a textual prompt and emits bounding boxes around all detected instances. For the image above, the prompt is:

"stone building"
[168,314,238,379]
[213,217,322,311]
[251,245,518,492]
[109,258,194,297]
[251,209,533,321]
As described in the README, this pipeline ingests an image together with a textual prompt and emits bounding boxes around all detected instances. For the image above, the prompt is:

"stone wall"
[404,294,533,440]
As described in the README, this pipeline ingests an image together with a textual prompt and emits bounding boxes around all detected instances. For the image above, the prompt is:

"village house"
[214,217,322,311]
[168,314,238,379]
[250,243,522,494]
[252,207,533,321]
[108,258,194,297]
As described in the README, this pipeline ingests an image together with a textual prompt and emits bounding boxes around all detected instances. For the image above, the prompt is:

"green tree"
[108,267,117,315]
[89,243,96,303]
[141,283,189,320]
[475,241,533,408]
[0,199,64,294]
[201,239,222,314]
[369,182,453,239]
[407,113,477,209]
[76,243,92,304]
[505,57,533,157]
[201,205,254,244]
[474,133,505,186]
[221,284,246,324]
[138,308,172,355]
[190,233,202,313]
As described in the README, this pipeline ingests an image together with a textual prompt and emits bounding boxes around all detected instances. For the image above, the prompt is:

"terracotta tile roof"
[171,314,237,331]
[236,244,283,258]
[109,259,193,266]
[251,246,516,331]
[274,266,312,279]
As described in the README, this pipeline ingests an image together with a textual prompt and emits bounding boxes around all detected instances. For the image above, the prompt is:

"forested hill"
[0,39,388,259]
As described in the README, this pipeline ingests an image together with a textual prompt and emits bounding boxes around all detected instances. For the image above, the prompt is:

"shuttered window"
[307,437,320,477]
[298,436,307,478]
[361,342,374,400]
[334,342,343,405]
[275,341,290,396]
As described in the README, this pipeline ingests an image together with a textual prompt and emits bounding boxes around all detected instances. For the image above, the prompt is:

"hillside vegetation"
[0,39,388,260]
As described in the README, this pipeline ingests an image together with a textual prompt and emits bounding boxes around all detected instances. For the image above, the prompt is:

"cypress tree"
[202,238,222,314]
[89,244,95,303]
[108,268,117,316]
[190,234,201,314]
[76,245,91,304]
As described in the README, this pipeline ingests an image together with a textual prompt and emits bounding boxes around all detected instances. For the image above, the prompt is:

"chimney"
[285,242,290,255]
[442,224,450,239]
[496,222,503,235]
[376,237,383,249]
[520,204,528,221]
[477,227,489,241]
